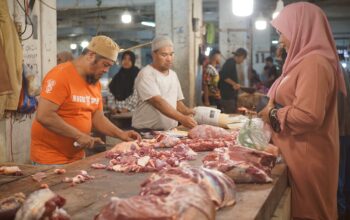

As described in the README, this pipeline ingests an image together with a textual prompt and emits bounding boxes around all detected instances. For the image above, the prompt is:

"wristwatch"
[269,108,281,133]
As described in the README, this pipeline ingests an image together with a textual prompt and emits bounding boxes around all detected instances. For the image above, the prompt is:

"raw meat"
[62,170,94,186]
[104,145,197,173]
[91,163,107,169]
[109,141,140,153]
[0,193,26,220]
[31,172,47,182]
[54,169,66,174]
[140,166,236,209]
[14,189,70,220]
[95,185,215,220]
[202,146,277,183]
[0,166,23,176]
[188,125,232,139]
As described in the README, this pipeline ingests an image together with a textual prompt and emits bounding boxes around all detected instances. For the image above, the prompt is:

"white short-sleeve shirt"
[132,65,184,130]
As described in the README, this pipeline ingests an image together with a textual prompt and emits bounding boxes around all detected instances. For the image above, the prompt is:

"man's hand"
[179,115,197,129]
[232,83,241,90]
[75,133,104,149]
[119,130,141,142]
[258,97,274,124]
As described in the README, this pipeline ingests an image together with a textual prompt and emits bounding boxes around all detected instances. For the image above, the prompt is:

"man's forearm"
[92,112,124,138]
[176,101,193,115]
[149,97,184,122]
[224,78,239,87]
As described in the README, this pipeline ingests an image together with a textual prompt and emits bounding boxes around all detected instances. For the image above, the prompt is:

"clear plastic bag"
[237,117,271,151]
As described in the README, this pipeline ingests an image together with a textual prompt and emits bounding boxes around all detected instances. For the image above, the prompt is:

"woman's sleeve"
[277,59,334,135]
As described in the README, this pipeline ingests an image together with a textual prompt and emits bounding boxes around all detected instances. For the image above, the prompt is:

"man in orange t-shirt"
[31,36,140,165]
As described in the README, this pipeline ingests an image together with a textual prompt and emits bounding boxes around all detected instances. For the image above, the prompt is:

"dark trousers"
[338,136,350,219]
[220,99,237,114]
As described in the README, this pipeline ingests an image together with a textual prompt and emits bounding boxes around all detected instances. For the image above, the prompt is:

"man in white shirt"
[132,36,197,130]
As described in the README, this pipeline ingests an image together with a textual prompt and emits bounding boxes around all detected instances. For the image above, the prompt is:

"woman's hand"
[258,97,275,124]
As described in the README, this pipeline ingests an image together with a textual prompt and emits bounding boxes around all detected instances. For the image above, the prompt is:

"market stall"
[0,151,288,220]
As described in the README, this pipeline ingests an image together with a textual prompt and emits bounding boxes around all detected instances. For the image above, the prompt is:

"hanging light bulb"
[70,43,77,50]
[255,13,267,30]
[80,40,89,49]
[272,0,284,19]
[121,10,132,24]
[232,0,254,17]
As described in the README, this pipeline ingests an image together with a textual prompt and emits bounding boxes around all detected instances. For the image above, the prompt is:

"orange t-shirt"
[31,62,103,164]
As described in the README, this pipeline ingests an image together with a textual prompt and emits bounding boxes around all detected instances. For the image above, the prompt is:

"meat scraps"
[62,170,94,186]
[202,146,277,183]
[14,188,70,220]
[0,193,26,220]
[31,172,47,182]
[0,166,23,176]
[104,144,197,173]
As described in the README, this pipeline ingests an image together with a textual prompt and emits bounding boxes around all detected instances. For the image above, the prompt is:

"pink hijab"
[268,2,346,98]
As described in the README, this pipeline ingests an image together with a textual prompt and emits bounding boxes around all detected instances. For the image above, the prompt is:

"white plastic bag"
[237,118,271,151]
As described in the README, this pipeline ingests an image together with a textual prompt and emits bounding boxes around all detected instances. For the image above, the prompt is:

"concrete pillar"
[155,0,202,107]
[0,0,57,163]
[219,0,251,86]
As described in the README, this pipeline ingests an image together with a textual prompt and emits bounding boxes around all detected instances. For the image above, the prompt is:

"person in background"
[57,51,73,64]
[132,36,197,131]
[108,51,140,113]
[31,36,140,165]
[337,66,350,220]
[219,47,247,113]
[202,49,221,109]
[262,56,278,88]
[258,3,346,219]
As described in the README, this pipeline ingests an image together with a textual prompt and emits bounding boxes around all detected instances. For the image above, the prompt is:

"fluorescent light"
[341,62,347,68]
[205,47,212,56]
[272,40,279,45]
[70,43,77,50]
[121,11,132,24]
[272,0,284,19]
[80,40,89,49]
[232,0,253,17]
[255,20,267,30]
[141,21,156,27]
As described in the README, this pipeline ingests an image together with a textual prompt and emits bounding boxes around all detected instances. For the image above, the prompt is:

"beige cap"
[151,36,173,51]
[87,35,120,61]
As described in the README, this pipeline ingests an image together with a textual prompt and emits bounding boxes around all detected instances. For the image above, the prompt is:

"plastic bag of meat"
[188,125,231,139]
[95,184,215,220]
[140,166,236,209]
[14,188,70,220]
[0,193,26,220]
[237,118,271,151]
[202,147,276,183]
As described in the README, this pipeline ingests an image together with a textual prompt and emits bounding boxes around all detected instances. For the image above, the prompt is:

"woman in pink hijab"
[259,2,346,220]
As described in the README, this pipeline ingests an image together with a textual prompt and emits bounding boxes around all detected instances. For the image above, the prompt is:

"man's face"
[152,46,174,72]
[85,52,114,84]
[235,55,246,64]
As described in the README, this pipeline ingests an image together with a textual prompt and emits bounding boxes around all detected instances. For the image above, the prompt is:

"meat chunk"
[202,146,277,183]
[95,185,215,220]
[91,163,107,169]
[140,167,236,209]
[14,189,70,220]
[31,172,47,182]
[0,193,26,220]
[54,169,66,174]
[188,125,232,139]
[0,166,23,176]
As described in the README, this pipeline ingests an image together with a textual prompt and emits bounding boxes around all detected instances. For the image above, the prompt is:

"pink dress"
[272,54,339,220]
